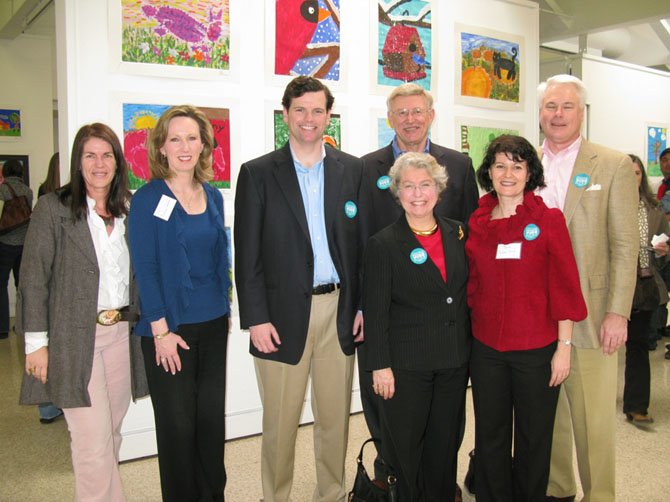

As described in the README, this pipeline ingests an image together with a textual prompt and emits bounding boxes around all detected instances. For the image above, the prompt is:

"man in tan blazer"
[536,75,639,502]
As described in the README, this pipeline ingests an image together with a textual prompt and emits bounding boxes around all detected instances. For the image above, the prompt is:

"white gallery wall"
[49,0,541,461]
[0,34,54,317]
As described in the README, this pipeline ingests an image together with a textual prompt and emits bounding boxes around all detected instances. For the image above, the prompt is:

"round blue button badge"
[523,223,540,241]
[344,200,357,219]
[376,175,391,190]
[573,173,590,188]
[410,248,428,265]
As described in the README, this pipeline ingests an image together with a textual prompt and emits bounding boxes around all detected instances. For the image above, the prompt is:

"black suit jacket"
[363,215,471,371]
[362,142,479,235]
[234,143,369,364]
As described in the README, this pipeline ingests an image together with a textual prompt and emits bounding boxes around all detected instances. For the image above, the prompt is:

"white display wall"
[53,0,539,461]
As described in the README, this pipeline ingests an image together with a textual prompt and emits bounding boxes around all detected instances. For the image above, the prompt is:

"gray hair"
[537,74,587,110]
[386,83,434,110]
[389,152,448,199]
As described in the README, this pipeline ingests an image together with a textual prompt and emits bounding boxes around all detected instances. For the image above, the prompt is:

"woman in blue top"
[129,105,231,502]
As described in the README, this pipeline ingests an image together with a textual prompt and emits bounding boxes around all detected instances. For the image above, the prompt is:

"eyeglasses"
[399,182,436,193]
[391,107,430,119]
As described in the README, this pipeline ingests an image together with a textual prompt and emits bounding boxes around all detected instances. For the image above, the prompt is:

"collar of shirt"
[85,197,130,310]
[289,146,340,286]
[537,136,582,210]
[392,136,431,159]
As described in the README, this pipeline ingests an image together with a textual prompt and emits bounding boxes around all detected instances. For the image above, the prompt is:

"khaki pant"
[547,346,618,502]
[255,290,354,502]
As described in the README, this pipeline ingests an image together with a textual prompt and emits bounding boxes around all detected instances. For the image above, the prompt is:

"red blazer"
[466,191,587,351]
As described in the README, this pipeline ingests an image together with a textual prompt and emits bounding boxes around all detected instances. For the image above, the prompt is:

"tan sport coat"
[542,139,639,348]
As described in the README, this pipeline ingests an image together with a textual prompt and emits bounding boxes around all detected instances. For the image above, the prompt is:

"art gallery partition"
[52,0,540,461]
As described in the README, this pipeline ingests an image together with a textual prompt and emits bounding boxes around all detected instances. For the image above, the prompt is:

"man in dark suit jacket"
[234,76,367,502]
[359,83,478,488]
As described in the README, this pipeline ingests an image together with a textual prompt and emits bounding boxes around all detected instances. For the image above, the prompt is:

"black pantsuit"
[142,314,229,502]
[470,339,559,502]
[624,310,653,414]
[380,366,468,501]
[364,215,471,502]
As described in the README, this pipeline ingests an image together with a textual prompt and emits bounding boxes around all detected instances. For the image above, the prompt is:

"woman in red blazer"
[465,135,587,502]
[364,152,470,501]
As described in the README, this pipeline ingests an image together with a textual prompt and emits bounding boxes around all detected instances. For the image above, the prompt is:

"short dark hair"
[59,123,130,220]
[281,76,334,111]
[476,135,546,193]
[660,148,670,161]
[2,159,23,177]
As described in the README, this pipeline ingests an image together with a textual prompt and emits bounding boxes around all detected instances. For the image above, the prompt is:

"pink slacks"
[63,322,132,502]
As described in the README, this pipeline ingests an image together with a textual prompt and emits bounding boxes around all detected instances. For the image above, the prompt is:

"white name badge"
[496,242,522,260]
[153,194,177,221]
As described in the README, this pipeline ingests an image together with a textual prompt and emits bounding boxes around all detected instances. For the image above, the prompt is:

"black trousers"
[624,310,653,414]
[358,347,468,486]
[0,242,22,334]
[357,345,388,479]
[379,365,468,502]
[470,339,559,502]
[142,315,229,502]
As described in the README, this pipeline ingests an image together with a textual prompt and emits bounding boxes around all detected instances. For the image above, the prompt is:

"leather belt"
[96,306,139,326]
[312,283,340,295]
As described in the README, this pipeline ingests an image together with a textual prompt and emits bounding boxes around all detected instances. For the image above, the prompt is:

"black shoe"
[39,411,64,424]
[663,327,670,337]
[546,497,576,502]
[648,341,658,351]
[665,350,670,360]
[0,332,8,340]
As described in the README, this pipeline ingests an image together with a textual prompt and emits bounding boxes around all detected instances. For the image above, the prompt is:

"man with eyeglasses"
[359,83,478,499]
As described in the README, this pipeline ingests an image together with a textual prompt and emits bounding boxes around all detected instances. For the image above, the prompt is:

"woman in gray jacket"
[18,123,148,502]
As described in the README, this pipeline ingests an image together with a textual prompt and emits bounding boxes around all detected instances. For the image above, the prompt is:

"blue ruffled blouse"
[128,179,231,337]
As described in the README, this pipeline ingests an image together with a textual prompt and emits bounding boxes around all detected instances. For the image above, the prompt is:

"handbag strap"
[356,437,380,464]
[4,182,19,198]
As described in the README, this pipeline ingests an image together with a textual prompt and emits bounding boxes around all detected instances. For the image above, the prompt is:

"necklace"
[168,180,200,212]
[410,222,438,236]
[94,207,114,227]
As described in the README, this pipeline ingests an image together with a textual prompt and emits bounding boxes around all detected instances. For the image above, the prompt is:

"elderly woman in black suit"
[18,123,148,501]
[363,151,471,501]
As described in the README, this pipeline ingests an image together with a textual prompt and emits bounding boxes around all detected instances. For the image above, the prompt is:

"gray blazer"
[17,193,148,408]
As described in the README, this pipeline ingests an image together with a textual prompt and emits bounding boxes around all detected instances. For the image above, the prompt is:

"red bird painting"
[275,0,331,75]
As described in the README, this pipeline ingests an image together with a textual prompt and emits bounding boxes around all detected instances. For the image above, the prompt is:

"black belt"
[96,306,139,326]
[312,283,340,295]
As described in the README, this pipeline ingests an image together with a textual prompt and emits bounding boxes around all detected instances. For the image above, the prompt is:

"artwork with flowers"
[646,125,668,177]
[274,0,340,80]
[455,25,524,110]
[376,0,432,91]
[123,103,231,189]
[121,0,230,69]
[273,110,341,150]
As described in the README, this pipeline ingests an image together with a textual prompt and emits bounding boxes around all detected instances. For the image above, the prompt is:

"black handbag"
[348,438,397,502]
[0,182,31,235]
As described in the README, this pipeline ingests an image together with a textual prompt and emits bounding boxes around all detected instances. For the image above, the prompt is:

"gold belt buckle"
[97,309,121,326]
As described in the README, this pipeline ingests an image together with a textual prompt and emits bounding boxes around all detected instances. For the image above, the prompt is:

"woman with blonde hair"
[129,105,231,501]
